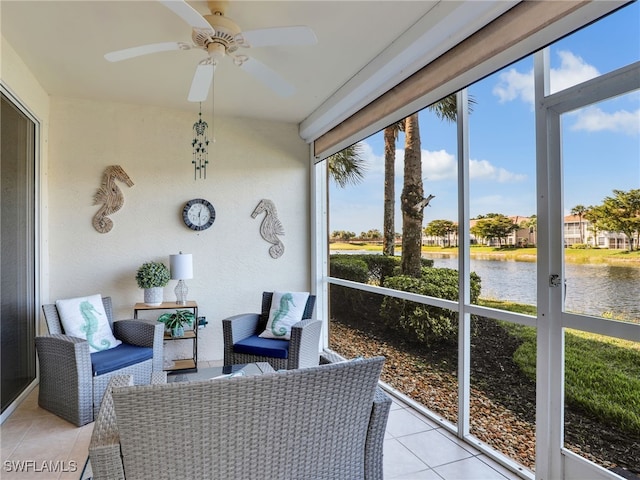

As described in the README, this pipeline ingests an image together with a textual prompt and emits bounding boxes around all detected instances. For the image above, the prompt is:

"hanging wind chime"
[191,103,209,180]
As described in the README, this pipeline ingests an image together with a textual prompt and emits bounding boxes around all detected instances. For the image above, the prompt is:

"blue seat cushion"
[91,343,153,376]
[234,334,289,359]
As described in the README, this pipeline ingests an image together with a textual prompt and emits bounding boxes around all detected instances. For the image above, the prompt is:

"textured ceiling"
[1,1,510,128]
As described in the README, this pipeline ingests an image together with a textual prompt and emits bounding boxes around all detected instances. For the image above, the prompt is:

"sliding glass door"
[1,90,37,416]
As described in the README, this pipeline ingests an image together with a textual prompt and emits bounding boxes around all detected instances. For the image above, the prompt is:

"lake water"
[427,255,640,320]
[331,250,639,320]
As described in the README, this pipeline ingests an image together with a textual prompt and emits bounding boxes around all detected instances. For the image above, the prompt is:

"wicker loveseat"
[89,356,391,480]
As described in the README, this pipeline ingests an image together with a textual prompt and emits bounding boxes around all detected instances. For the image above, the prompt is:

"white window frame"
[310,6,639,478]
[535,51,640,480]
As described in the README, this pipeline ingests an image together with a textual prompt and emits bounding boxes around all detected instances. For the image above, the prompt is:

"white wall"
[3,32,311,363]
[45,98,310,362]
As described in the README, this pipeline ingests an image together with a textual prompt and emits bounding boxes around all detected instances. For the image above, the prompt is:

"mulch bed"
[329,313,639,476]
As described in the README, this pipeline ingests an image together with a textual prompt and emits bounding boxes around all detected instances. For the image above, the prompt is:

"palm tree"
[584,206,603,246]
[400,95,461,277]
[571,204,588,244]
[327,143,366,188]
[523,215,537,247]
[383,121,404,256]
[400,113,424,277]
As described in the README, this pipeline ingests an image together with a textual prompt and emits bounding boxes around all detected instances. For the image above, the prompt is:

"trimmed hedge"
[329,254,482,346]
[381,268,482,345]
[329,256,370,316]
[329,254,433,286]
[329,255,369,283]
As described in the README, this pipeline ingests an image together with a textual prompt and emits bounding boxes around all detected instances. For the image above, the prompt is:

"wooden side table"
[133,301,198,372]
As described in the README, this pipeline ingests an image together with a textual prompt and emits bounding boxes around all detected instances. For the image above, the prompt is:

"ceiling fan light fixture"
[207,43,226,63]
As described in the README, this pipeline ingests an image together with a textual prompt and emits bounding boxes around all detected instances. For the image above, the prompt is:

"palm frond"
[328,142,367,188]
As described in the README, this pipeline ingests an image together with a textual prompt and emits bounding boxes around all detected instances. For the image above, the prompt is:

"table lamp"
[170,252,193,305]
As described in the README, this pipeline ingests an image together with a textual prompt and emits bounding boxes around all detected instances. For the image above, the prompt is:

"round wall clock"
[182,198,216,231]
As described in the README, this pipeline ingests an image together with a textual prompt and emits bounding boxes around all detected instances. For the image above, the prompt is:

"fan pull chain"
[211,83,216,146]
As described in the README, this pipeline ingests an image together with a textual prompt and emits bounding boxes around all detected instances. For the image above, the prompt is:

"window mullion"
[457,89,471,439]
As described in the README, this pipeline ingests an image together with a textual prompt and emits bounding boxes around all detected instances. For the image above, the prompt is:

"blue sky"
[329,3,640,235]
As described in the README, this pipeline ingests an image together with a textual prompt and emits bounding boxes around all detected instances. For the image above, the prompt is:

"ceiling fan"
[104,0,317,102]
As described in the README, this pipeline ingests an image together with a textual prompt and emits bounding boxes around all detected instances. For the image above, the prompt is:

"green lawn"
[329,242,640,266]
[478,298,640,435]
[330,245,639,433]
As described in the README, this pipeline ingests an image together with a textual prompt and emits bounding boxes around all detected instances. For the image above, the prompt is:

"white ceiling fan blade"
[159,0,213,32]
[188,61,215,102]
[240,57,295,97]
[241,26,317,48]
[104,42,193,62]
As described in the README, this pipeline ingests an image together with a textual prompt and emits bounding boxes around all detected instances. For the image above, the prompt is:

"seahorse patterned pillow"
[56,294,122,353]
[259,291,310,340]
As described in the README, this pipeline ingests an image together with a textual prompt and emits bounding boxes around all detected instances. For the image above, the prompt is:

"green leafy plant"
[135,261,170,289]
[158,310,195,330]
[381,268,481,345]
[329,254,434,286]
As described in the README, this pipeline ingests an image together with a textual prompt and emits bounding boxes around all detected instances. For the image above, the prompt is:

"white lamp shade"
[170,253,193,280]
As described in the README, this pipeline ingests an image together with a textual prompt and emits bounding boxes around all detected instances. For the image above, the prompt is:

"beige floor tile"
[2,380,527,480]
[0,418,32,456]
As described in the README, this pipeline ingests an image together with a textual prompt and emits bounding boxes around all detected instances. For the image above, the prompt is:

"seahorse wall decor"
[92,165,134,233]
[251,198,285,259]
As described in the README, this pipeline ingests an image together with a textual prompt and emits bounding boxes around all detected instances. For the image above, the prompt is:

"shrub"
[355,255,401,285]
[381,268,481,345]
[570,243,590,249]
[329,255,369,283]
[329,254,434,286]
[329,256,370,316]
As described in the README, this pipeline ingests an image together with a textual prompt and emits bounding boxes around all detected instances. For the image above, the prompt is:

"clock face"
[182,199,216,231]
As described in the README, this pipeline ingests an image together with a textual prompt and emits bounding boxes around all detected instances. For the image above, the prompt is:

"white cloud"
[551,50,600,92]
[358,141,384,175]
[492,50,600,105]
[470,159,527,182]
[491,51,638,137]
[392,148,525,183]
[570,106,640,136]
[393,148,457,180]
[422,149,458,181]
[493,68,533,104]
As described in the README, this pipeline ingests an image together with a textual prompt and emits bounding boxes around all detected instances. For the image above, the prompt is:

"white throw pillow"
[56,294,122,353]
[259,291,310,340]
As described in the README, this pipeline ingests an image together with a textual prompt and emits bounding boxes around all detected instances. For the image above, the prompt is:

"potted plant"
[158,310,195,337]
[135,261,170,306]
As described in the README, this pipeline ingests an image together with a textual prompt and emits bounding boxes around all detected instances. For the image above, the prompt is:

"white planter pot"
[144,287,163,306]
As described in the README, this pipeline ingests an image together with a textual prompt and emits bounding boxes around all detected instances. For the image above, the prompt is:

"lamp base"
[175,279,188,305]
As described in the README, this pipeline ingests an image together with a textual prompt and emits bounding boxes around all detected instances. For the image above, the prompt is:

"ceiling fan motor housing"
[190,0,242,56]
[202,14,241,53]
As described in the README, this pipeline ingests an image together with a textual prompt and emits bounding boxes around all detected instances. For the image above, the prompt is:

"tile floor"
[1,362,525,480]
[383,394,524,479]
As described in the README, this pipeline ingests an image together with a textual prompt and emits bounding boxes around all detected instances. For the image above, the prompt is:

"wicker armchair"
[89,357,391,480]
[35,296,163,426]
[222,291,321,370]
